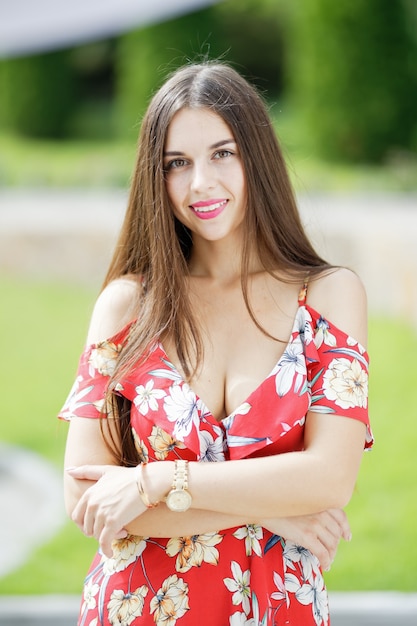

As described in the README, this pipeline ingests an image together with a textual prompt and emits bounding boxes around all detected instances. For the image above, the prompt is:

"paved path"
[0,443,65,579]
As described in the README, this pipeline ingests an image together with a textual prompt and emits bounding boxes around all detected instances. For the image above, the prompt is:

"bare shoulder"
[308,268,368,347]
[86,275,142,345]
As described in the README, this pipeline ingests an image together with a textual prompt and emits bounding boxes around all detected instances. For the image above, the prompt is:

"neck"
[188,236,262,284]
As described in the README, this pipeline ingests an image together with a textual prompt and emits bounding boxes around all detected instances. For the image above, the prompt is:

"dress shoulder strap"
[298,277,310,305]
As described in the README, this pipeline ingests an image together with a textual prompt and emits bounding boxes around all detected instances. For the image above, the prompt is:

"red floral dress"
[59,287,373,626]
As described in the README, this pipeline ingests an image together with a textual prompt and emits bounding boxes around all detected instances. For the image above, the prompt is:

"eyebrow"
[163,138,236,157]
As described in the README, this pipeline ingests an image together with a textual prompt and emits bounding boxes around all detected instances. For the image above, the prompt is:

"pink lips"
[190,199,228,220]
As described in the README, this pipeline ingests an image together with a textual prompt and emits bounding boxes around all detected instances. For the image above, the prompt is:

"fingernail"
[65,466,77,472]
[347,533,352,542]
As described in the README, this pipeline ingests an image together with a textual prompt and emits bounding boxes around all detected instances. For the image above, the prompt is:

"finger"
[66,465,108,481]
[83,500,100,538]
[114,529,129,540]
[320,511,343,541]
[71,487,98,537]
[315,531,338,566]
[302,533,332,571]
[71,497,88,535]
[306,511,339,549]
[310,513,341,565]
[99,525,117,559]
[326,508,352,542]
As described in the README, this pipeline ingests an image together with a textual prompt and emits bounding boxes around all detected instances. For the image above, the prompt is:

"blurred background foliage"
[0,0,416,168]
[286,0,417,162]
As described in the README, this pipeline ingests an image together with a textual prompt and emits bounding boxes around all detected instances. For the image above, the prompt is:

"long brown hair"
[102,61,331,465]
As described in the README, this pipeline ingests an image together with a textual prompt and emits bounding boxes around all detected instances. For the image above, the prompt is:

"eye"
[213,149,233,160]
[165,158,188,171]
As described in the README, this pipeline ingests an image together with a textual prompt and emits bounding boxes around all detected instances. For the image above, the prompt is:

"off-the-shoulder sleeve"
[58,335,126,421]
[304,306,373,449]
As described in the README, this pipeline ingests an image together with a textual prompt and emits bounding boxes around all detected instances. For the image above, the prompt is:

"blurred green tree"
[286,0,417,162]
[214,0,286,97]
[114,6,221,138]
[114,1,285,138]
[67,41,116,139]
[0,50,76,138]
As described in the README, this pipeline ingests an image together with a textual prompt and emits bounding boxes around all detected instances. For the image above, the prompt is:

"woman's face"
[163,107,247,245]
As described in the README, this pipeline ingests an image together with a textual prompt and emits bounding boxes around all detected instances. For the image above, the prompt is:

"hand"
[261,508,351,571]
[67,464,147,558]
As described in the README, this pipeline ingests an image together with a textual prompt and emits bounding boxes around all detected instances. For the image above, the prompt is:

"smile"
[190,199,228,219]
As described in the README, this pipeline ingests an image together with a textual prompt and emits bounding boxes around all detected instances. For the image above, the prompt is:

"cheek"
[165,176,185,208]
[165,182,188,224]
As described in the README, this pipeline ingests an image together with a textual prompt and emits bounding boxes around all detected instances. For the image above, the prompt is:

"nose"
[190,159,215,193]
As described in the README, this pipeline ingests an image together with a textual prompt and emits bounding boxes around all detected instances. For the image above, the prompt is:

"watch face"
[166,489,192,513]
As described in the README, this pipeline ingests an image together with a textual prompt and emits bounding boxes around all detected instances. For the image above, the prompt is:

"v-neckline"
[155,304,303,424]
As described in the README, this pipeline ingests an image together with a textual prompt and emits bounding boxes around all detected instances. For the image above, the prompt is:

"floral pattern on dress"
[59,300,373,626]
[166,533,223,573]
[107,585,148,625]
[149,575,190,625]
[322,357,368,409]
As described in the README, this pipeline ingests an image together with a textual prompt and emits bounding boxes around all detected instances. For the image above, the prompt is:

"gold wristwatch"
[165,459,192,512]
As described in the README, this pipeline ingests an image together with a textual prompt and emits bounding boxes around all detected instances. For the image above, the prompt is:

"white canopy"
[0,0,223,58]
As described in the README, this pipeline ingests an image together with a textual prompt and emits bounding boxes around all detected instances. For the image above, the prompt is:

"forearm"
[148,454,338,520]
[65,466,333,541]
[147,417,365,520]
[66,456,355,566]
[125,506,250,538]
[190,453,343,517]
[63,474,95,518]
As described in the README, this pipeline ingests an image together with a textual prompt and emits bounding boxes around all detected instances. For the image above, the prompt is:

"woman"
[60,62,373,626]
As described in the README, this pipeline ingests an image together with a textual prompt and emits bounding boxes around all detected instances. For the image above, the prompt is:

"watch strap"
[172,459,189,491]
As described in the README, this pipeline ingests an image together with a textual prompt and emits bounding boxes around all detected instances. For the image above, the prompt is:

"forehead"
[164,107,235,149]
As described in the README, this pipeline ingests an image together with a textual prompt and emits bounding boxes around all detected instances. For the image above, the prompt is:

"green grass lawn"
[0,133,136,189]
[0,275,416,593]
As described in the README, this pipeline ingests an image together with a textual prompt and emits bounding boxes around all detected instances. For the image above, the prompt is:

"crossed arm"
[64,411,364,567]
